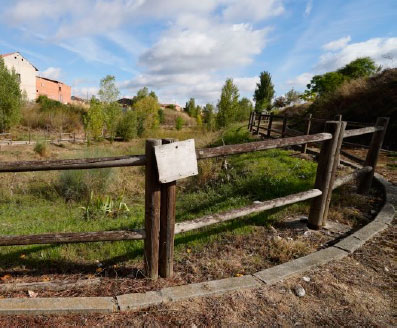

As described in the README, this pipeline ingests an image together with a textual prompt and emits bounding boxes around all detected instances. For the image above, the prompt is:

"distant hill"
[282,68,397,150]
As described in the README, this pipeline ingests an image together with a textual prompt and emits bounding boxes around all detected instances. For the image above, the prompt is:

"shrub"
[56,150,113,201]
[116,110,137,141]
[175,116,183,130]
[34,141,48,157]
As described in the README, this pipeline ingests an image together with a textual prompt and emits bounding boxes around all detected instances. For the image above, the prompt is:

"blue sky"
[1,0,396,105]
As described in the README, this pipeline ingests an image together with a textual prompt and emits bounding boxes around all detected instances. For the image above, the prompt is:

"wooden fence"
[0,117,389,280]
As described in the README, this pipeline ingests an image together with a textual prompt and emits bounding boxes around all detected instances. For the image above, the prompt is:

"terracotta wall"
[36,77,71,104]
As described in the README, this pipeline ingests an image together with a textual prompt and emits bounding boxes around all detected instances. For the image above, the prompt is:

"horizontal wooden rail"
[0,155,146,173]
[343,126,383,138]
[196,133,332,159]
[332,166,372,190]
[0,229,145,246]
[175,189,322,234]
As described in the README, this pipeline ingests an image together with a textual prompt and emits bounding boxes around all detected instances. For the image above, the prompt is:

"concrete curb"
[0,297,117,315]
[0,175,395,315]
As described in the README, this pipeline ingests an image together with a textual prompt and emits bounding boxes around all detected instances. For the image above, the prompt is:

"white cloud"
[72,86,99,99]
[40,67,62,80]
[304,0,313,16]
[286,72,313,89]
[317,37,397,72]
[222,0,284,22]
[139,22,270,74]
[322,35,351,51]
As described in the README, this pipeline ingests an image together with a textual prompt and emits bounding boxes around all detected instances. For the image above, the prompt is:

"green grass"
[0,123,317,271]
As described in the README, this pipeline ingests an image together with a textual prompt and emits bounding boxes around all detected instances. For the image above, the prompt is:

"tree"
[133,95,159,136]
[306,71,346,95]
[202,103,216,131]
[185,98,197,117]
[0,57,22,132]
[97,75,122,142]
[216,78,239,128]
[84,97,105,141]
[338,57,379,79]
[253,71,274,112]
[236,97,253,121]
[116,110,137,141]
[273,96,287,109]
[98,75,119,103]
[285,88,301,105]
[196,114,203,127]
[305,57,380,97]
[103,102,121,142]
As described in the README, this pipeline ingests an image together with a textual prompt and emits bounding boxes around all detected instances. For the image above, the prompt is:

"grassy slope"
[0,123,317,271]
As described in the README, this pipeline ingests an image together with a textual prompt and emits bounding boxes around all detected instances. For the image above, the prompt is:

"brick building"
[36,76,71,104]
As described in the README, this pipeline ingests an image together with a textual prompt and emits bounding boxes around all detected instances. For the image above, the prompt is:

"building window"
[59,86,62,91]
[16,73,21,82]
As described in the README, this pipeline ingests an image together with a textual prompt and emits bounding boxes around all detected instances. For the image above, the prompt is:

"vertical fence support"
[248,112,253,131]
[322,121,346,226]
[335,114,342,167]
[256,113,262,135]
[308,121,342,229]
[144,139,162,279]
[28,128,31,144]
[267,113,273,138]
[281,115,287,138]
[357,117,389,194]
[159,138,177,278]
[302,114,312,153]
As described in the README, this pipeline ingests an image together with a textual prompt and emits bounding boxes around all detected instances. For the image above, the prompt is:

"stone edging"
[0,175,395,315]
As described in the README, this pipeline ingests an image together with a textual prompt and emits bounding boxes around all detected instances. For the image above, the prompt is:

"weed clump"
[34,141,48,157]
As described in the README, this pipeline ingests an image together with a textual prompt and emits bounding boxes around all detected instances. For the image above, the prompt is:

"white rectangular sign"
[154,139,198,183]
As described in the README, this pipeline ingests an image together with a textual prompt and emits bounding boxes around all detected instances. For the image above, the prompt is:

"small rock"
[293,284,305,297]
[28,290,38,298]
[302,276,311,282]
[384,266,389,272]
[269,225,277,233]
[287,237,293,241]
[253,201,262,204]
[304,231,311,236]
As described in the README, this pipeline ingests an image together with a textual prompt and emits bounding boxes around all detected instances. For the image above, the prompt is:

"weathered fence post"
[267,113,273,138]
[144,139,162,279]
[335,114,342,167]
[357,117,389,194]
[302,114,312,153]
[281,115,287,138]
[248,112,253,131]
[28,128,31,144]
[308,121,342,229]
[322,121,346,226]
[159,138,177,278]
[256,113,262,135]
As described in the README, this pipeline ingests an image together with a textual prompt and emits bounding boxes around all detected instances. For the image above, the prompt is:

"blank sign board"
[154,139,198,183]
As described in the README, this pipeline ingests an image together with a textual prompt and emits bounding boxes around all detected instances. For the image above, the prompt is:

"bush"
[116,110,137,141]
[175,116,183,130]
[34,141,48,157]
[56,150,113,201]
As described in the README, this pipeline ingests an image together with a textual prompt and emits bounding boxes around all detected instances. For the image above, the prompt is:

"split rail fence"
[0,116,389,279]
